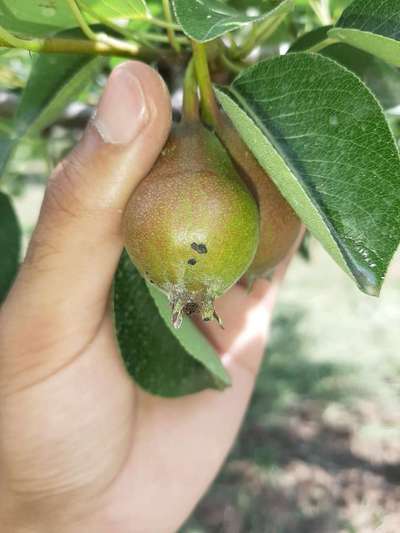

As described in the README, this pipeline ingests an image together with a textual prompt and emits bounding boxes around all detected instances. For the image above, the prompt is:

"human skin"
[0,61,298,533]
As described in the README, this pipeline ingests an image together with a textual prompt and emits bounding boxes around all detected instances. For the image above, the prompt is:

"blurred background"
[183,245,400,533]
[1,5,400,529]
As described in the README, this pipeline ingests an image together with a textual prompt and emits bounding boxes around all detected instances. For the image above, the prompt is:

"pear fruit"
[217,116,302,276]
[123,121,260,327]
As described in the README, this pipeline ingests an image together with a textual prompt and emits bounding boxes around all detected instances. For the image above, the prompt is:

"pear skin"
[123,121,260,327]
[217,116,301,276]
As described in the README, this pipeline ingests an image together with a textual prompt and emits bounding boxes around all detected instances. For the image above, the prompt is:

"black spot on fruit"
[122,121,259,328]
[191,242,208,254]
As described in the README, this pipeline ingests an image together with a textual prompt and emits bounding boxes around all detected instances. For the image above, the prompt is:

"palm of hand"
[0,61,292,533]
[0,279,276,533]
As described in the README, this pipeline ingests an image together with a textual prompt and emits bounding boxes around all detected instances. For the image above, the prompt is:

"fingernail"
[93,65,150,144]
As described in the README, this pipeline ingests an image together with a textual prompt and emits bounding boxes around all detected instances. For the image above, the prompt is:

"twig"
[0,34,139,57]
[162,0,181,52]
[66,0,139,55]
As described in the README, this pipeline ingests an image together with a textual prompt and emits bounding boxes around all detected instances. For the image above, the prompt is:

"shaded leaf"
[0,191,20,302]
[289,26,400,110]
[113,252,230,397]
[216,53,400,296]
[0,0,76,37]
[288,24,333,52]
[172,0,293,42]
[329,0,400,67]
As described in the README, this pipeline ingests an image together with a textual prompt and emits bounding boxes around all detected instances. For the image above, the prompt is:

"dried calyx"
[122,62,260,328]
[123,58,301,328]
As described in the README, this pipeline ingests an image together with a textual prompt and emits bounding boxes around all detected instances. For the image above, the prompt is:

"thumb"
[5,61,171,335]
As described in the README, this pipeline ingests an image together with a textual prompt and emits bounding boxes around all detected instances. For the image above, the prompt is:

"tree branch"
[0,35,138,57]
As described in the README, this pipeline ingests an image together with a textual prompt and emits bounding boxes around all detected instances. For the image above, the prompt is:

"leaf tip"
[352,264,382,298]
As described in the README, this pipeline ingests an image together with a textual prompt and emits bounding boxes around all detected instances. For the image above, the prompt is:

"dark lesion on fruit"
[183,302,199,315]
[191,242,208,254]
[187,258,197,265]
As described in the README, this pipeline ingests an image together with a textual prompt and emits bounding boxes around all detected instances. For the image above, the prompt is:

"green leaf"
[0,191,20,302]
[289,26,400,110]
[228,0,271,8]
[79,0,149,19]
[329,0,400,67]
[113,252,231,397]
[171,0,293,42]
[216,53,400,296]
[0,0,77,37]
[0,43,102,178]
[288,25,333,52]
[0,0,149,37]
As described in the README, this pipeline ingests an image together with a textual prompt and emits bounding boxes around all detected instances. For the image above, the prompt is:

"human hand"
[0,61,295,533]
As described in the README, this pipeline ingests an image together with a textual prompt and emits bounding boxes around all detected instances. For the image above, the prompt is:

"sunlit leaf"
[79,0,150,20]
[172,0,293,42]
[0,0,76,37]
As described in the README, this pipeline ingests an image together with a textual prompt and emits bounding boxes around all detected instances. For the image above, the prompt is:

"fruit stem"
[183,59,200,122]
[191,40,222,129]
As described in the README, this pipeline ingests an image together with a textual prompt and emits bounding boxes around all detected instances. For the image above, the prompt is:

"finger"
[108,286,276,533]
[194,281,268,353]
[4,61,171,335]
[112,235,306,531]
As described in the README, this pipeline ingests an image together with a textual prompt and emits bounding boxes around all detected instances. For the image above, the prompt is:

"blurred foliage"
[0,50,106,195]
[0,49,31,89]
